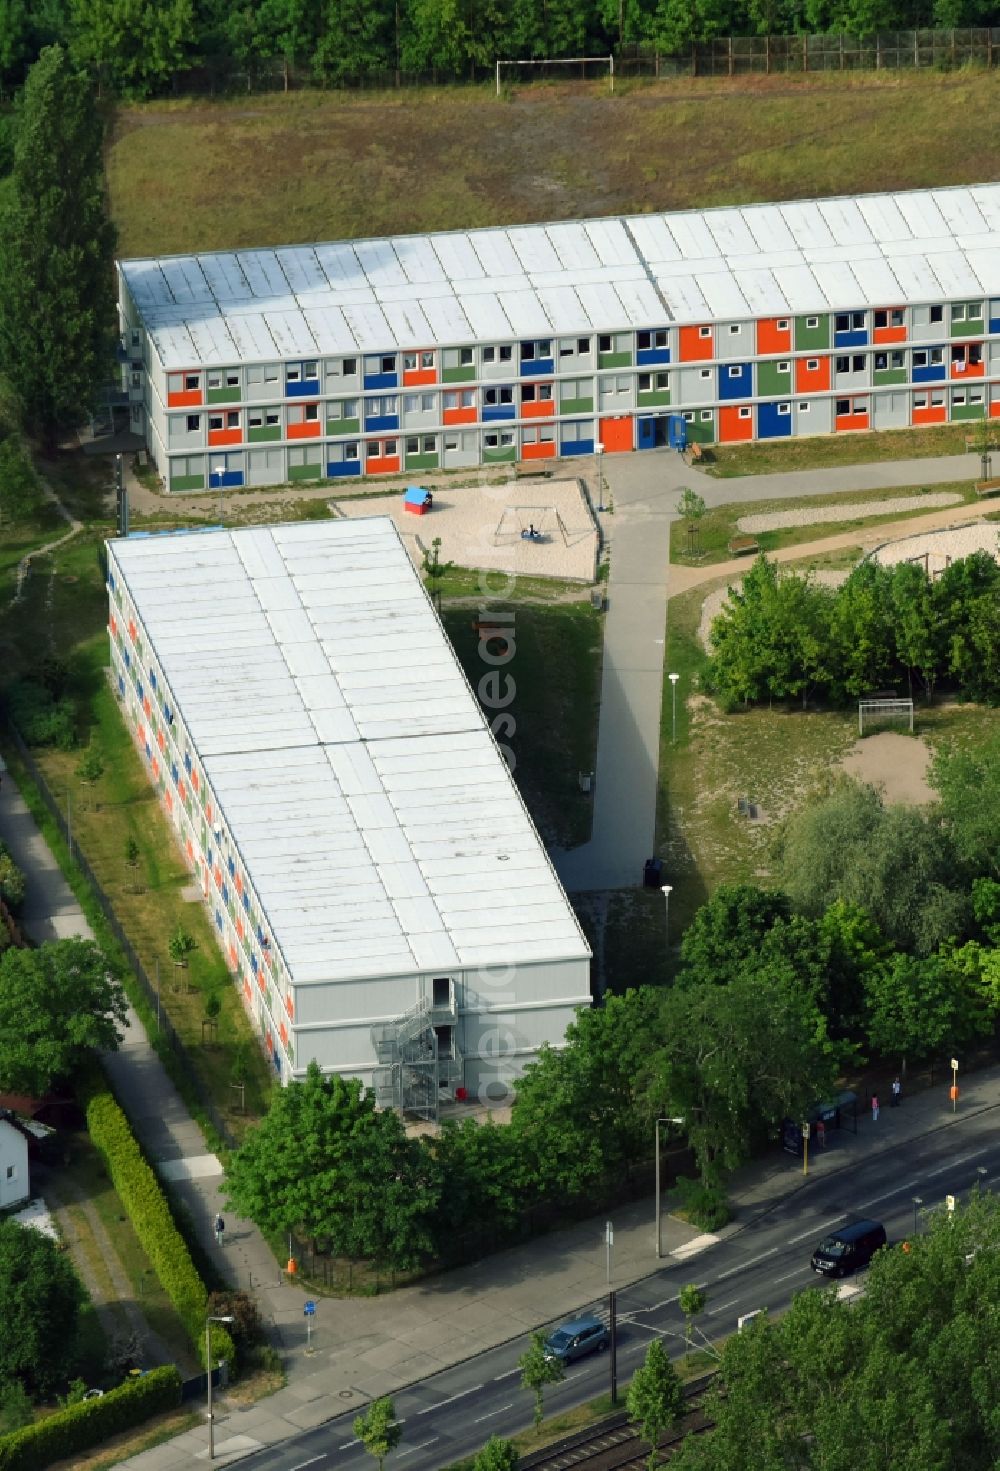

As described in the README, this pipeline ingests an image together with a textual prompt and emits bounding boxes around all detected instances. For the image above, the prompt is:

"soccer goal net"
[858,698,914,736]
[495,55,614,95]
[493,504,568,546]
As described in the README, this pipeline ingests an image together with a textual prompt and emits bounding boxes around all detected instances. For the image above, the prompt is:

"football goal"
[858,698,914,736]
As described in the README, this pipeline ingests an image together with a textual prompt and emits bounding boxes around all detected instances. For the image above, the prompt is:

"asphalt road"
[242,1110,1000,1471]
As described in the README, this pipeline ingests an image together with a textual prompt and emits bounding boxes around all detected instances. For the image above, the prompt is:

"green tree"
[224,1062,440,1270]
[124,835,140,868]
[75,742,104,784]
[518,1332,564,1428]
[0,1217,86,1397]
[0,1379,33,1431]
[678,885,791,987]
[0,46,116,446]
[677,1283,706,1355]
[472,1436,519,1471]
[930,735,1000,879]
[167,925,196,966]
[889,560,944,701]
[627,1337,685,1471]
[0,842,26,911]
[862,948,989,1070]
[0,437,43,526]
[68,0,195,96]
[828,559,895,699]
[354,1396,402,1471]
[0,939,127,1093]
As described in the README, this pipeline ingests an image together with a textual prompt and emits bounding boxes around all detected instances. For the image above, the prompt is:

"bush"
[0,1366,181,1471]
[6,680,76,750]
[0,845,25,912]
[672,1175,731,1231]
[82,1081,235,1373]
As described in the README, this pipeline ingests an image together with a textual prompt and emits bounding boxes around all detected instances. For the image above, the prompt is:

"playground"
[330,477,599,582]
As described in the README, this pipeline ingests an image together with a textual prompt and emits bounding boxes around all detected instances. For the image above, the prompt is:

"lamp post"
[655,1116,686,1258]
[912,1196,923,1236]
[661,884,672,944]
[206,1314,235,1459]
[595,444,606,512]
[212,465,226,521]
[668,671,680,744]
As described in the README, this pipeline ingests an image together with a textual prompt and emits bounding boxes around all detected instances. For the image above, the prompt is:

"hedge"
[0,1366,181,1471]
[82,1080,236,1372]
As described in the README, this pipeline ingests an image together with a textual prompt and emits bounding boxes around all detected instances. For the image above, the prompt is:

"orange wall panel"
[719,406,754,442]
[678,326,714,362]
[443,407,477,426]
[794,357,831,393]
[835,411,869,432]
[990,401,1000,419]
[207,428,241,447]
[168,389,202,408]
[521,441,556,460]
[522,399,555,419]
[403,368,437,386]
[287,421,321,439]
[599,416,634,453]
[366,455,401,475]
[873,326,907,345]
[952,359,984,379]
[912,405,947,425]
[756,318,792,355]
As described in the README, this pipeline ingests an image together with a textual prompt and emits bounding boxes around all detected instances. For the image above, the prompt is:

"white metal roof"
[108,519,590,986]
[118,184,1000,369]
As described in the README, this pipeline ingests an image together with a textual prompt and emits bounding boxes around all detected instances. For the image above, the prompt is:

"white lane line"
[789,1216,845,1245]
[414,1385,483,1415]
[337,1441,360,1451]
[493,1369,519,1382]
[397,1440,439,1458]
[772,1266,811,1284]
[706,1298,738,1316]
[924,1149,989,1178]
[715,1248,778,1281]
[473,1402,514,1424]
[290,1458,326,1470]
[857,1180,920,1209]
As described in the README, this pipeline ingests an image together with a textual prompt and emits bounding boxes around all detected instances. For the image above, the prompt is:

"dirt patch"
[839,731,936,806]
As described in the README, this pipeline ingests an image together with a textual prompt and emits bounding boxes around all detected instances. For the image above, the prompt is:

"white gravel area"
[870,521,1000,573]
[698,570,849,651]
[331,477,598,582]
[736,492,963,534]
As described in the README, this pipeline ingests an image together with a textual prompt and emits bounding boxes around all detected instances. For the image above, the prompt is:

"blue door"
[637,416,655,450]
[668,415,687,450]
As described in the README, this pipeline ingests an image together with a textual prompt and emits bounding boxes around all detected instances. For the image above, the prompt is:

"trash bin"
[643,857,663,888]
[590,589,604,611]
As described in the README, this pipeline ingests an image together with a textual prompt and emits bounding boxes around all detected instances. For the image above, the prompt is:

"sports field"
[107,72,1000,257]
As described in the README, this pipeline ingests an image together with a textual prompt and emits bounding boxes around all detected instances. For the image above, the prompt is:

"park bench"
[975,478,1000,499]
[727,534,760,556]
[687,442,705,464]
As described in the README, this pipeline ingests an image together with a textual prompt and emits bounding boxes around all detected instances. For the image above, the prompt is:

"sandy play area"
[838,730,936,805]
[330,478,599,582]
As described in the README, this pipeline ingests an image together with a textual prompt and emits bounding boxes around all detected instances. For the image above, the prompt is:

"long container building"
[118,184,1000,491]
[106,519,591,1111]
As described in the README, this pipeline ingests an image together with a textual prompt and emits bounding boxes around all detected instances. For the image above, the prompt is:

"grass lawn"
[107,73,1000,257]
[671,481,979,566]
[658,557,1000,935]
[705,423,979,479]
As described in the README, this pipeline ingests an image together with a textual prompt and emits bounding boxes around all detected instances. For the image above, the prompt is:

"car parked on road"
[811,1218,887,1278]
[543,1315,610,1363]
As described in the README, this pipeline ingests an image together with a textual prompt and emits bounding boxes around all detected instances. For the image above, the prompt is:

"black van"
[811,1219,887,1278]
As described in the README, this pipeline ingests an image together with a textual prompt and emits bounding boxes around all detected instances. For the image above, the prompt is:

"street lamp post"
[213,465,226,521]
[206,1314,235,1460]
[912,1196,923,1236]
[661,884,672,944]
[655,1116,686,1258]
[595,445,606,512]
[668,672,680,744]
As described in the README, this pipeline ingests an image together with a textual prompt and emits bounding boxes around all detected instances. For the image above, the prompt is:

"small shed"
[403,486,432,516]
[0,1118,30,1209]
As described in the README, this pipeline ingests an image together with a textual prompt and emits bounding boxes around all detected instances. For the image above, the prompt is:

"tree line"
[706,550,1000,710]
[0,0,997,99]
[223,730,1000,1268]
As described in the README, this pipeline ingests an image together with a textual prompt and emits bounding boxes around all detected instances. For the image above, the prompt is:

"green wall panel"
[288,463,321,481]
[757,363,792,397]
[873,369,907,386]
[327,418,360,435]
[637,390,671,407]
[598,351,632,370]
[404,453,439,471]
[794,315,831,351]
[170,474,204,491]
[442,366,476,383]
[483,447,516,463]
[206,387,241,404]
[560,396,594,414]
[952,402,986,420]
[248,426,281,443]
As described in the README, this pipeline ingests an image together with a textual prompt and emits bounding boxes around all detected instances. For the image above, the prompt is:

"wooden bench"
[728,535,760,557]
[688,442,704,464]
[975,478,1000,498]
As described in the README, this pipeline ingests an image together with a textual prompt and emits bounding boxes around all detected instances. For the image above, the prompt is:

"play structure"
[403,486,433,515]
[493,504,568,547]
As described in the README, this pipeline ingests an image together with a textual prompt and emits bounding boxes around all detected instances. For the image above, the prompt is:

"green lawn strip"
[705,423,976,479]
[440,597,602,848]
[672,481,979,566]
[63,1132,200,1372]
[44,1409,203,1471]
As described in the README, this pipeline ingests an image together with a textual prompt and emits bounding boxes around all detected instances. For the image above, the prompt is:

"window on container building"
[698,327,711,339]
[344,442,359,459]
[186,414,200,432]
[836,356,850,372]
[459,347,474,366]
[209,414,224,431]
[184,373,199,391]
[598,334,612,352]
[286,365,301,383]
[700,409,713,422]
[380,355,395,374]
[806,317,819,328]
[852,355,865,372]
[930,305,944,323]
[836,399,850,415]
[484,386,513,405]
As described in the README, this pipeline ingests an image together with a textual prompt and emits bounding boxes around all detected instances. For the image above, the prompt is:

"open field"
[705,422,982,478]
[671,481,979,565]
[107,73,1000,256]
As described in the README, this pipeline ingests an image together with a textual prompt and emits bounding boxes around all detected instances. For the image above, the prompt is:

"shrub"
[0,846,25,912]
[6,680,76,750]
[82,1081,235,1372]
[672,1175,731,1232]
[0,1366,181,1471]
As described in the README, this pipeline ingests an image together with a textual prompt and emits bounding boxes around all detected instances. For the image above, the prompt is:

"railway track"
[521,1377,716,1471]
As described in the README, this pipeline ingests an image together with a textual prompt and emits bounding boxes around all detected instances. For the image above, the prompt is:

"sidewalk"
[0,768,308,1345]
[122,1056,1000,1468]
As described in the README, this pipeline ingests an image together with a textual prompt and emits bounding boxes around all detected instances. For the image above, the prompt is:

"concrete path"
[0,768,309,1350]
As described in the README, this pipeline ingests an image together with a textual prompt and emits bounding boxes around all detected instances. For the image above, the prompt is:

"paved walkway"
[124,1058,1000,1469]
[0,770,309,1350]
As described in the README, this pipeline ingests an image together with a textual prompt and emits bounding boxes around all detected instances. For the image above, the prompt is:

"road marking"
[397,1439,439,1458]
[473,1402,514,1423]
[415,1385,483,1415]
[290,1458,326,1470]
[715,1248,777,1281]
[706,1298,738,1316]
[857,1180,920,1209]
[671,1232,720,1261]
[789,1216,845,1245]
[493,1370,519,1382]
[772,1266,811,1284]
[924,1149,989,1178]
[338,1441,360,1451]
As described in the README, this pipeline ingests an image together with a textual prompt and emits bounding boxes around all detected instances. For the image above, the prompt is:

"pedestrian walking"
[816,1119,826,1150]
[891,1077,901,1107]
[214,1214,225,1246]
[871,1094,880,1122]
